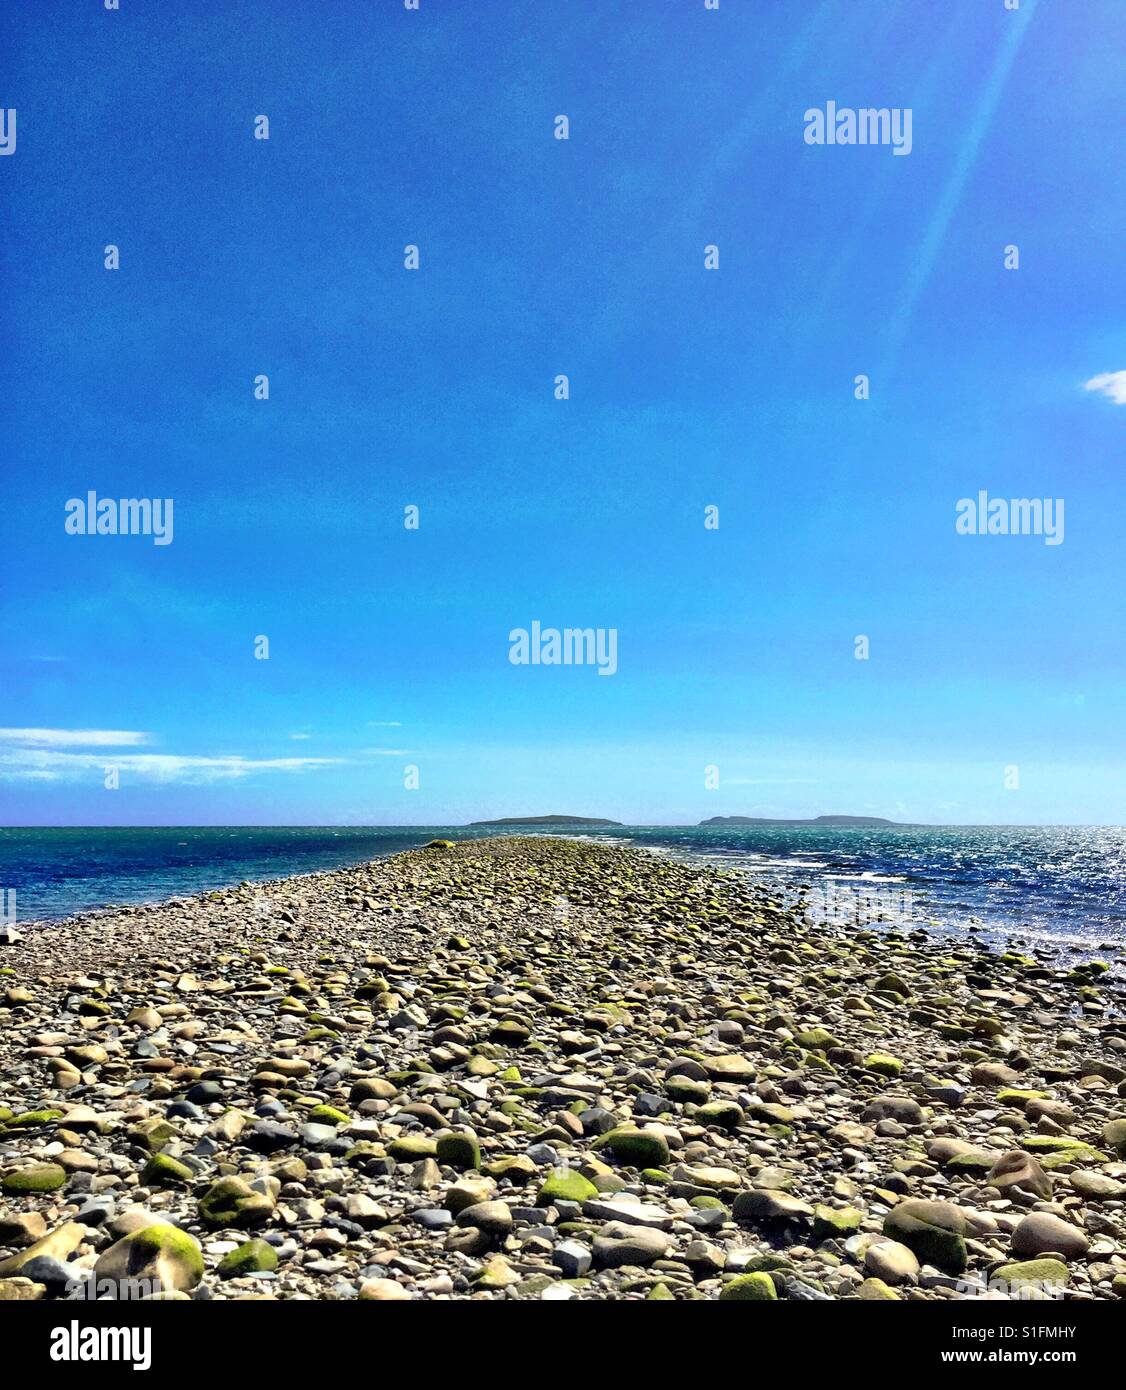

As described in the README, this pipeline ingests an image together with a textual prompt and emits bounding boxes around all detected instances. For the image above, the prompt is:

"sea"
[1,824,1124,970]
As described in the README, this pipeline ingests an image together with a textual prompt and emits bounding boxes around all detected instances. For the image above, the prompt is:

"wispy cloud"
[0,728,149,747]
[0,748,344,783]
[360,748,410,757]
[367,721,403,728]
[1083,370,1126,405]
[289,732,311,740]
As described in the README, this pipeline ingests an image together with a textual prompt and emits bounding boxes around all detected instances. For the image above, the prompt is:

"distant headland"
[467,815,624,828]
[698,814,908,827]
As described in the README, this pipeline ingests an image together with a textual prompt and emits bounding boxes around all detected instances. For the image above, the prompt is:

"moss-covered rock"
[128,1117,179,1153]
[94,1224,204,1293]
[436,1132,481,1170]
[140,1153,193,1188]
[1021,1136,1108,1161]
[307,1104,349,1127]
[719,1271,777,1301]
[537,1169,598,1204]
[388,1135,437,1161]
[694,1100,743,1130]
[864,1053,903,1078]
[996,1088,1048,1107]
[994,1258,1069,1292]
[482,1154,536,1182]
[882,1199,967,1274]
[1,1164,66,1194]
[198,1176,274,1229]
[813,1204,863,1240]
[593,1125,670,1168]
[856,1277,899,1300]
[664,1075,710,1104]
[4,1109,62,1130]
[217,1238,278,1277]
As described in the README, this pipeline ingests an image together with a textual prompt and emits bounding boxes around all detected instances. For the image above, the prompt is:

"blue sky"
[1,0,1123,827]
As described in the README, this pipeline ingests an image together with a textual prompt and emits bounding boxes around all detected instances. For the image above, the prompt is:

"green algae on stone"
[2,1164,67,1194]
[946,1152,998,1173]
[593,1125,670,1168]
[882,1199,967,1274]
[1021,1136,1108,1160]
[4,1109,63,1130]
[745,1100,795,1125]
[307,1104,349,1126]
[483,1154,536,1182]
[217,1238,278,1277]
[813,1205,862,1240]
[664,1075,710,1104]
[864,1053,903,1078]
[436,1132,481,1170]
[995,1258,1069,1291]
[388,1135,438,1161]
[694,1100,743,1130]
[719,1271,777,1301]
[856,1277,899,1300]
[140,1152,194,1187]
[94,1223,204,1293]
[537,1169,599,1204]
[198,1176,274,1229]
[997,1088,1048,1107]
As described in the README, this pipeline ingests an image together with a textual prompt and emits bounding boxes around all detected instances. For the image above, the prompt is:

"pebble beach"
[1,835,1125,1303]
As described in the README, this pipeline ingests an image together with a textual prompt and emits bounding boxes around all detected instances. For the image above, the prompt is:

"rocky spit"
[1,835,1125,1303]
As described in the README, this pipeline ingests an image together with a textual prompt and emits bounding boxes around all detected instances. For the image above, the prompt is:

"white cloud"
[360,748,410,757]
[1083,370,1126,405]
[367,721,402,727]
[289,732,311,740]
[0,727,149,747]
[0,748,344,784]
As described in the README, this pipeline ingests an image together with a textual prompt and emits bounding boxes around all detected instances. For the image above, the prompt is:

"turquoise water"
[1,823,1123,967]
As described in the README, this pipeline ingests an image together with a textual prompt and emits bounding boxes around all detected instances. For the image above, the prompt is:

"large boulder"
[94,1224,203,1294]
[987,1150,1052,1200]
[1011,1213,1089,1261]
[882,1199,967,1273]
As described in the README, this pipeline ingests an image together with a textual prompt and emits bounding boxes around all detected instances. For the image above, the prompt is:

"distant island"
[699,814,906,827]
[468,815,624,828]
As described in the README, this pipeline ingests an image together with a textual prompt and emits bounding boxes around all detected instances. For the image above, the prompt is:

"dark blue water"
[613,824,1126,965]
[1,824,1123,968]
